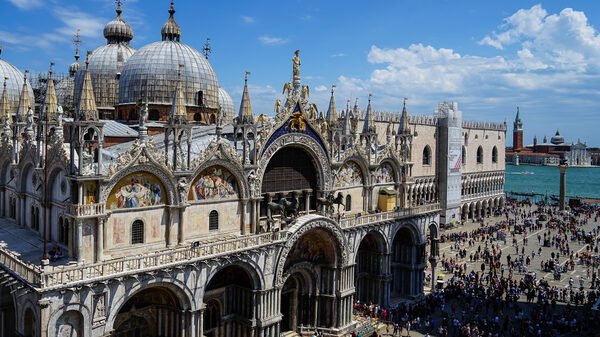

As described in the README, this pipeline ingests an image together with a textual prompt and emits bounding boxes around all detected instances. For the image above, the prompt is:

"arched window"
[492,146,498,163]
[345,195,352,212]
[476,146,483,164]
[194,113,202,122]
[131,220,144,244]
[462,146,466,166]
[209,210,219,231]
[149,109,160,121]
[422,145,432,166]
[464,133,468,145]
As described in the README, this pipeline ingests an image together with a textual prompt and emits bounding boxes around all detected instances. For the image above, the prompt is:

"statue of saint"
[140,103,148,127]
[292,50,301,77]
[26,107,33,129]
[56,105,63,127]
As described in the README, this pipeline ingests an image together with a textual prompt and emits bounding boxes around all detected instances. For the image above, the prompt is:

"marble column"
[76,221,83,263]
[95,217,104,262]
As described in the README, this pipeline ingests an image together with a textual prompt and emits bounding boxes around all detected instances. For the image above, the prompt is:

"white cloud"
[317,5,600,118]
[241,16,255,24]
[258,35,288,46]
[7,0,42,10]
[480,4,547,49]
[331,53,345,58]
[315,85,328,92]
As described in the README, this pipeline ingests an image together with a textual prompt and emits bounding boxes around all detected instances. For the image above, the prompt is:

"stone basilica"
[0,2,506,337]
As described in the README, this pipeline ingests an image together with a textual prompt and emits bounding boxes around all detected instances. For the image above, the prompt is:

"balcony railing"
[339,203,440,229]
[40,230,289,289]
[461,191,504,202]
[0,246,42,285]
[1,203,440,290]
[65,203,105,217]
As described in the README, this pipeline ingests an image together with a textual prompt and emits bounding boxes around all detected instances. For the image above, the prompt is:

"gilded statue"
[292,50,301,77]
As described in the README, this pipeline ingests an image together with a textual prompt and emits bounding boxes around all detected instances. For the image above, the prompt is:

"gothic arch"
[378,157,401,183]
[18,298,41,337]
[47,303,92,337]
[355,229,389,255]
[390,221,425,246]
[256,133,332,196]
[341,156,370,186]
[188,159,247,200]
[274,216,347,287]
[105,279,195,331]
[101,164,176,206]
[204,259,264,292]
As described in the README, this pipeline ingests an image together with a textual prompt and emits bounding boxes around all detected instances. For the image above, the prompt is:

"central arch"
[258,142,327,221]
[275,216,347,333]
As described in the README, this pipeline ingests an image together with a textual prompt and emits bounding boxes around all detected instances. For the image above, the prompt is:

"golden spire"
[76,52,99,121]
[170,64,187,124]
[238,71,253,123]
[44,62,58,122]
[1,77,10,124]
[15,70,31,123]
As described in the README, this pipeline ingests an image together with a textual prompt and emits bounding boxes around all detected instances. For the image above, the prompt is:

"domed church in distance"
[0,1,505,337]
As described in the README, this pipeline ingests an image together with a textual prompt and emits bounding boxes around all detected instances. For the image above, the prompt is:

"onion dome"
[551,129,564,145]
[118,1,219,110]
[104,1,134,44]
[0,48,34,116]
[68,49,80,76]
[73,1,135,111]
[161,1,181,42]
[218,87,234,124]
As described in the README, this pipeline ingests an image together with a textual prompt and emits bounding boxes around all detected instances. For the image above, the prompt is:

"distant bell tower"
[513,107,523,150]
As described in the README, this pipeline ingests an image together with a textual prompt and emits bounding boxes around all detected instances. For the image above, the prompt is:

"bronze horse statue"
[316,192,345,215]
[266,197,300,230]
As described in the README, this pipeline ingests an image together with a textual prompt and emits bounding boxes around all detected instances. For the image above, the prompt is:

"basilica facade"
[0,2,505,337]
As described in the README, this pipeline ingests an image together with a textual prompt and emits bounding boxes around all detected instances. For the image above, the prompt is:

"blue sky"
[1,0,600,146]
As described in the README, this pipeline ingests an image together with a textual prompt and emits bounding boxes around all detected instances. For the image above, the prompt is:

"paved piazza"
[359,202,600,337]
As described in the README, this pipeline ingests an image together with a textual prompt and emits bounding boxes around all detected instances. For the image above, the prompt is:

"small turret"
[1,77,9,124]
[362,94,375,134]
[15,70,31,123]
[43,63,58,123]
[326,85,337,123]
[169,64,187,124]
[399,98,410,134]
[76,52,99,121]
[238,71,253,124]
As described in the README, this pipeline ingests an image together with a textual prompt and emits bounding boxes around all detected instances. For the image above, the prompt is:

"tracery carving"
[107,138,167,179]
[274,218,347,287]
[255,133,332,198]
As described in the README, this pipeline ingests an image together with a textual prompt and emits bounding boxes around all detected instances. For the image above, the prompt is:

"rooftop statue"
[292,50,301,78]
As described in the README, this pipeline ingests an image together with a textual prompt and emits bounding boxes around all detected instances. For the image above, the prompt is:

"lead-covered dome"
[118,1,219,110]
[104,1,134,44]
[0,49,34,113]
[74,2,135,111]
[219,87,234,124]
[551,130,564,145]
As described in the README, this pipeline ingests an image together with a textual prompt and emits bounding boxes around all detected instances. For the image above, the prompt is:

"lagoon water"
[505,164,600,199]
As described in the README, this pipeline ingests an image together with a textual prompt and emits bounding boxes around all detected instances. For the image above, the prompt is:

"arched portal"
[279,226,342,333]
[391,226,424,299]
[23,307,36,337]
[260,146,319,220]
[355,231,388,306]
[113,287,183,337]
[55,310,83,337]
[203,264,259,337]
[281,271,314,332]
[0,285,16,336]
